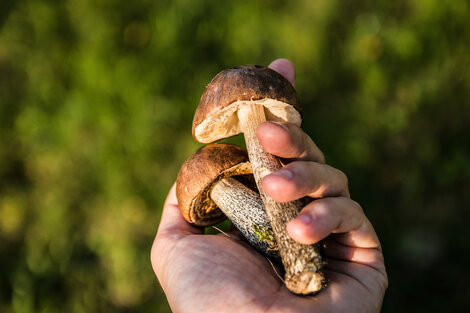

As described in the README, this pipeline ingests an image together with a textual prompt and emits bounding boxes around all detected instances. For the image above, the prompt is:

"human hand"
[151,59,387,313]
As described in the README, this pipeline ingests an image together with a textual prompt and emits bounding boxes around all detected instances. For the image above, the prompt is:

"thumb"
[268,58,295,86]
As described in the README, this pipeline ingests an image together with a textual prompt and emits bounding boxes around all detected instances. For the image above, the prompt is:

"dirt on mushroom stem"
[237,102,325,295]
[210,176,279,257]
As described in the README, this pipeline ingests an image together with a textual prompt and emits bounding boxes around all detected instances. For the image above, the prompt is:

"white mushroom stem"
[237,103,325,295]
[210,177,278,257]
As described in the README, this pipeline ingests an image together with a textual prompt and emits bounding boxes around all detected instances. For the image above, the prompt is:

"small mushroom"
[193,65,325,294]
[176,143,278,256]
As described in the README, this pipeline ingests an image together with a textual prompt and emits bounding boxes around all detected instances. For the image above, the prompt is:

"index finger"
[266,59,326,162]
[268,58,296,86]
[257,122,325,163]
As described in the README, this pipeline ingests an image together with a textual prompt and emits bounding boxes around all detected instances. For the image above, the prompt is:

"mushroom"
[192,65,325,294]
[176,143,278,256]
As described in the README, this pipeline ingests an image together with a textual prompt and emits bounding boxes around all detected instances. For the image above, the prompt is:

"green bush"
[1,0,469,312]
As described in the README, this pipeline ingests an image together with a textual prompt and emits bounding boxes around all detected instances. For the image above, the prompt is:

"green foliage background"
[1,0,469,312]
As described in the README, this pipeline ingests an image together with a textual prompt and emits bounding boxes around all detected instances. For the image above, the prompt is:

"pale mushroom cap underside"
[193,65,302,143]
[194,99,302,143]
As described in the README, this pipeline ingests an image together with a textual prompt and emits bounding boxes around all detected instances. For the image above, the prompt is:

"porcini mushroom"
[176,143,278,256]
[193,65,325,294]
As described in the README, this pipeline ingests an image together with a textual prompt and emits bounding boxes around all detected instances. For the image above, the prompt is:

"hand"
[151,59,388,313]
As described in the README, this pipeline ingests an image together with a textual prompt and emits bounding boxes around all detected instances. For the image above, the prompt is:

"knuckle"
[150,239,164,273]
[376,267,389,296]
[334,168,349,190]
[382,272,389,291]
[309,198,333,215]
[151,236,165,262]
[349,199,363,214]
[303,135,325,163]
[339,169,349,186]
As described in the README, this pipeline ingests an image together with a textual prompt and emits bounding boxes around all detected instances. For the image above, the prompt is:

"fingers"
[261,161,349,202]
[286,197,381,250]
[331,218,381,250]
[257,121,333,203]
[155,183,203,240]
[268,58,295,86]
[322,238,384,270]
[267,58,386,284]
[325,259,388,297]
[257,122,325,163]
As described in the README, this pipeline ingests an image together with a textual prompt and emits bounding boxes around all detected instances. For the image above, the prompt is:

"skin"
[151,59,388,313]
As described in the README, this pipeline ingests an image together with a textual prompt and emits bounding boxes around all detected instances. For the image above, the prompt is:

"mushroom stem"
[238,103,325,295]
[210,177,278,256]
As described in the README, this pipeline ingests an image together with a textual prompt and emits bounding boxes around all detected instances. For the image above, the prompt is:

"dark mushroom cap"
[193,65,302,143]
[176,143,253,226]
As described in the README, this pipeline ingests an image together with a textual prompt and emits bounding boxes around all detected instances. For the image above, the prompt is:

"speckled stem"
[210,177,278,257]
[238,103,325,295]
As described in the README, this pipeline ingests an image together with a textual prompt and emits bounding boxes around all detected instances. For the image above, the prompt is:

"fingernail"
[294,214,312,225]
[272,122,289,132]
[258,167,271,179]
[271,169,294,180]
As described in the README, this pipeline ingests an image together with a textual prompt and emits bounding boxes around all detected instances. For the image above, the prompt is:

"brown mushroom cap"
[176,143,253,227]
[192,65,302,143]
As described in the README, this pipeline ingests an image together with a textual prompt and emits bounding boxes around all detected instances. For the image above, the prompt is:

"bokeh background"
[1,0,469,312]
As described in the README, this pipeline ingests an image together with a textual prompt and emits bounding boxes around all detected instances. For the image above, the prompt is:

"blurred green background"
[1,0,469,312]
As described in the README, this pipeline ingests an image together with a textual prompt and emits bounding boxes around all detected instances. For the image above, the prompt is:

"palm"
[155,226,386,313]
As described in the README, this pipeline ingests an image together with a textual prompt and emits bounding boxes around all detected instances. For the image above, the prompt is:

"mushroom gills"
[194,98,301,144]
